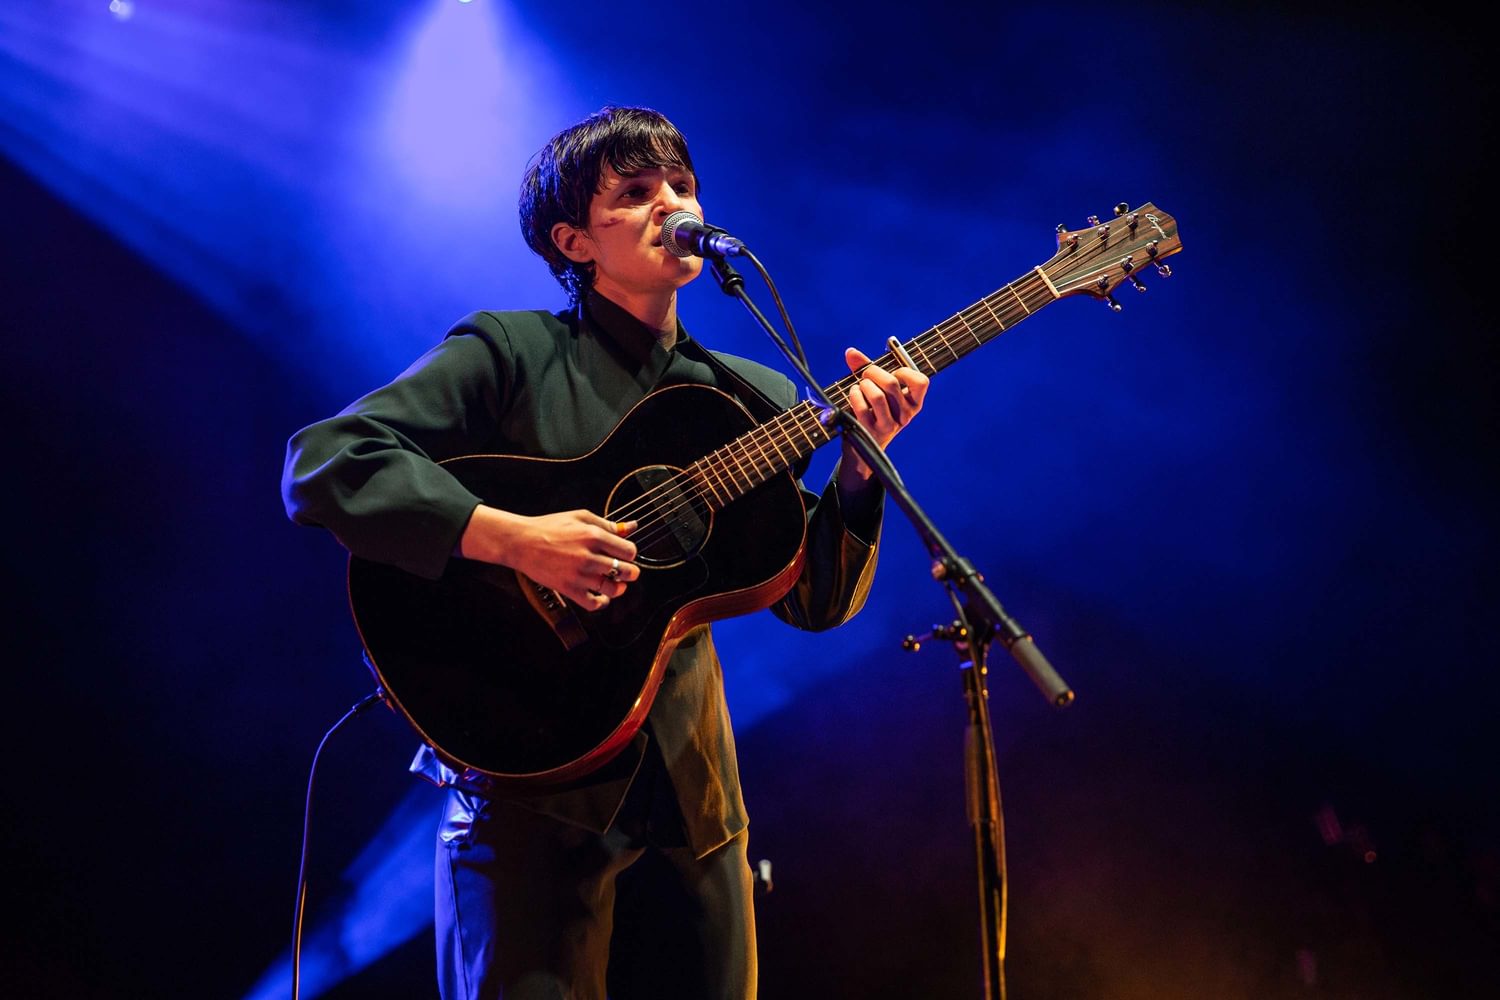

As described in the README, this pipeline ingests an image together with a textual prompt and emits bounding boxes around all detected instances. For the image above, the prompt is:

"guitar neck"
[686,267,1059,510]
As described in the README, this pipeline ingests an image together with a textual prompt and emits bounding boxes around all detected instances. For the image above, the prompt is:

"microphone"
[660,211,747,258]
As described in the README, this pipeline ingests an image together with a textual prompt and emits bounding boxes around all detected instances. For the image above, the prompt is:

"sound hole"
[607,465,711,568]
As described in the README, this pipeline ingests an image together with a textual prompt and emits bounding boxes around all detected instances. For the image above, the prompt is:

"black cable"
[291,689,384,1000]
[741,248,809,372]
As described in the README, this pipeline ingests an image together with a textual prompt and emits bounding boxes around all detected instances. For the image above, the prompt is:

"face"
[554,164,704,303]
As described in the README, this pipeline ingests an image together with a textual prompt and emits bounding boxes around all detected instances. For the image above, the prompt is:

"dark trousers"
[434,746,756,1000]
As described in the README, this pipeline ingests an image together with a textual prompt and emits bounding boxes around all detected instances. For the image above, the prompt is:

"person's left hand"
[838,346,928,483]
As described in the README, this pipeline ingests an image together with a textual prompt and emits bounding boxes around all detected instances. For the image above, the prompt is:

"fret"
[955,311,984,348]
[736,437,760,483]
[754,427,779,474]
[789,403,819,451]
[1031,265,1060,299]
[692,463,724,508]
[908,337,935,373]
[765,421,793,466]
[936,327,961,364]
[707,451,732,494]
[758,427,783,469]
[979,296,1007,331]
[723,442,752,492]
[945,319,978,358]
[1005,282,1031,315]
[918,332,948,370]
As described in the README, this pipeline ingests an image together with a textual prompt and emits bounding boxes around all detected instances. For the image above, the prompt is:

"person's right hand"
[458,506,639,610]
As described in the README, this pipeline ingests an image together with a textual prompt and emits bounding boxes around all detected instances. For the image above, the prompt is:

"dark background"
[2,2,1494,997]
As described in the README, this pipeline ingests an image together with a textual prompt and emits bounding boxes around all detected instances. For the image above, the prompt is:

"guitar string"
[607,225,1148,555]
[610,223,1156,555]
[600,224,1166,556]
[606,257,1056,538]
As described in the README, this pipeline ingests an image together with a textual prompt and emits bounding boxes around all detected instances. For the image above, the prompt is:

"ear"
[551,221,594,265]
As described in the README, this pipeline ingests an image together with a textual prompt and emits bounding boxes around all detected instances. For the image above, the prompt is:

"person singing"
[282,105,927,999]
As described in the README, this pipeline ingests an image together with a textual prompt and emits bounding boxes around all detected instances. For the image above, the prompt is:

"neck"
[593,284,678,349]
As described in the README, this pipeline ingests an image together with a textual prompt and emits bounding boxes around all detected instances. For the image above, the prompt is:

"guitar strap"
[674,336,790,427]
[674,336,817,481]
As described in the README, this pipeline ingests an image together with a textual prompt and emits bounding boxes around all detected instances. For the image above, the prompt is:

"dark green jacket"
[283,295,881,856]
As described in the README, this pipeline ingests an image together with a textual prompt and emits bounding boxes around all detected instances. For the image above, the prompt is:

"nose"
[655,183,691,220]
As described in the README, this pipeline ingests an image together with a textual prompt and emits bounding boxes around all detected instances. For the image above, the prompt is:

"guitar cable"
[290,687,385,1000]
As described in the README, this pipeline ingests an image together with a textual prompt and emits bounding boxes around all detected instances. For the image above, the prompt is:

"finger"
[867,373,906,417]
[846,346,907,402]
[589,513,639,538]
[586,512,639,540]
[594,514,639,559]
[897,368,930,406]
[849,352,908,407]
[595,554,640,583]
[587,568,630,600]
[590,524,638,561]
[846,383,871,421]
[856,376,896,426]
[864,358,908,395]
[575,587,610,611]
[610,534,639,562]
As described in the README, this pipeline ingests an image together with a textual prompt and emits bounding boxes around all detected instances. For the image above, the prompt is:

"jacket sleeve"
[769,470,884,632]
[765,376,886,633]
[280,315,512,580]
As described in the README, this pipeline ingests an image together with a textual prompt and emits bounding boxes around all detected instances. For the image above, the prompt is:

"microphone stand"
[708,255,1075,1000]
[903,619,1011,999]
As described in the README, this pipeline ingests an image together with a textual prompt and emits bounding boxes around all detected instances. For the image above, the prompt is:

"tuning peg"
[1056,223,1068,234]
[1120,255,1135,272]
[1154,261,1173,278]
[1113,202,1130,216]
[1104,293,1122,312]
[1086,215,1100,226]
[1128,274,1148,293]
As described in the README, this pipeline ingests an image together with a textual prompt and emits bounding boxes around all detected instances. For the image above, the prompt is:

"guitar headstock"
[1044,202,1181,311]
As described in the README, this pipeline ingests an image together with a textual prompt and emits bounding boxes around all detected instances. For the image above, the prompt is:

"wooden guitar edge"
[528,541,811,788]
[348,542,810,792]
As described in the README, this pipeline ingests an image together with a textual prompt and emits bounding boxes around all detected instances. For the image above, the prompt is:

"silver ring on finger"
[607,556,621,581]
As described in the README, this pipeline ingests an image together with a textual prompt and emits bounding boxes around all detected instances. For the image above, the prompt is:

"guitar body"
[341,201,1183,791]
[347,384,808,788]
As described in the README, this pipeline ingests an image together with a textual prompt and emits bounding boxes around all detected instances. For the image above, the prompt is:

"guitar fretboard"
[687,269,1058,508]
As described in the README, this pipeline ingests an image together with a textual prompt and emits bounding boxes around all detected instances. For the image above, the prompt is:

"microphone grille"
[660,210,700,258]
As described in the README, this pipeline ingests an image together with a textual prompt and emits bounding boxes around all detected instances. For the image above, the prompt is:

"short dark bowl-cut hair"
[520,106,697,303]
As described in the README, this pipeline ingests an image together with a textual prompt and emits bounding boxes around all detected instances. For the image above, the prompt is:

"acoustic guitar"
[348,203,1182,788]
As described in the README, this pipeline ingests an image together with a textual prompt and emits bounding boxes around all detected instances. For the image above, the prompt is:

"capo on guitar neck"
[886,336,918,374]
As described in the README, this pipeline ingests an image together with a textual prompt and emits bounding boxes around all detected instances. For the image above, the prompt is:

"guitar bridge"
[516,571,589,651]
